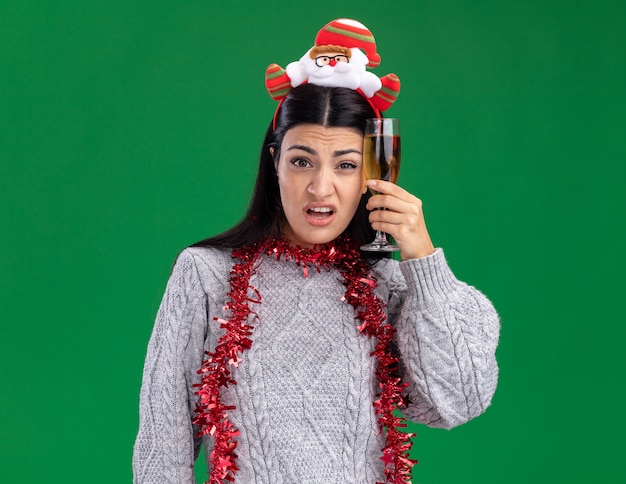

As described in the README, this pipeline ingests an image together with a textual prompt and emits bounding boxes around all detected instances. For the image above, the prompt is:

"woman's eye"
[291,158,311,168]
[338,162,358,170]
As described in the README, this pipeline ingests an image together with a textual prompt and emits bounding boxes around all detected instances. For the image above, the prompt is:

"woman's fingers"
[365,180,435,260]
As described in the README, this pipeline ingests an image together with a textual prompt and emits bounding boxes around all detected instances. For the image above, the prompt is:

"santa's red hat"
[314,18,381,68]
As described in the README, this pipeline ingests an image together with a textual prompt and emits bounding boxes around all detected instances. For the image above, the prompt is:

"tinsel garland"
[193,235,416,484]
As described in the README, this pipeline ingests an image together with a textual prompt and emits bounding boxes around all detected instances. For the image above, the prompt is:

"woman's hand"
[365,180,436,260]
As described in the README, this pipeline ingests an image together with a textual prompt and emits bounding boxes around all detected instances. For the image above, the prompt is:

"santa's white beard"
[312,63,352,77]
[306,62,365,90]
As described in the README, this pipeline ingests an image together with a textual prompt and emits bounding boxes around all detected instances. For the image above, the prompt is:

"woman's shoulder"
[181,244,232,259]
[173,245,234,286]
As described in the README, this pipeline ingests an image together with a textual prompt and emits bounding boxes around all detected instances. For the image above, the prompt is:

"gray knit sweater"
[132,246,500,484]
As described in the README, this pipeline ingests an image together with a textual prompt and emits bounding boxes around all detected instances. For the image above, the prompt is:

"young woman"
[132,83,499,484]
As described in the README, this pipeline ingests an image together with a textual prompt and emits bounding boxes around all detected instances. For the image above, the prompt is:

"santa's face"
[301,47,368,89]
[310,52,352,77]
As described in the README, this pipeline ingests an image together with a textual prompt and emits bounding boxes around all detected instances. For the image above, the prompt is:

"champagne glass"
[360,118,402,252]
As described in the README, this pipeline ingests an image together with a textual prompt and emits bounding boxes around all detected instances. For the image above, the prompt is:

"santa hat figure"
[314,18,381,68]
[265,19,400,113]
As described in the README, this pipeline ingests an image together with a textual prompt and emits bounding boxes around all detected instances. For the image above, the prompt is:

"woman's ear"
[270,147,278,173]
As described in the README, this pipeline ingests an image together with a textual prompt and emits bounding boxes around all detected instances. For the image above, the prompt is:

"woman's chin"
[282,226,344,249]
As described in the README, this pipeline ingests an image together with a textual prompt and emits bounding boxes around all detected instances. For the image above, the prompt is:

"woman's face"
[274,124,367,248]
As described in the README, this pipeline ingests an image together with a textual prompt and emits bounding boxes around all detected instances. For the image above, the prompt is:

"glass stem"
[374,230,388,246]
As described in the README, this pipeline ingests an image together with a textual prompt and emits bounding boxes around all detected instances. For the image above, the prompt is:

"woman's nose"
[308,169,335,197]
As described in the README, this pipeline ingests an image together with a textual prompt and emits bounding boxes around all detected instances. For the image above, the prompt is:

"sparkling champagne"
[360,118,401,252]
[363,134,401,193]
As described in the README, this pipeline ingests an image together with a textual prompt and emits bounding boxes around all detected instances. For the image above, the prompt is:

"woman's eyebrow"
[286,145,361,156]
[286,144,316,154]
[333,148,361,156]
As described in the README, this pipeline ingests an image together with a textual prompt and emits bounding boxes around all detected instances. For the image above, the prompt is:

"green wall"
[1,1,624,482]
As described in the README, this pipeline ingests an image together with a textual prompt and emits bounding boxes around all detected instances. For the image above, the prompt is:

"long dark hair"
[192,84,379,250]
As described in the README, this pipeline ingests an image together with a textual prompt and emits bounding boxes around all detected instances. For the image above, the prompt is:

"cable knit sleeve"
[133,249,209,483]
[384,248,500,430]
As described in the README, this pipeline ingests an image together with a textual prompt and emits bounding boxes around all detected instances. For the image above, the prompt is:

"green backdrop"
[1,0,624,482]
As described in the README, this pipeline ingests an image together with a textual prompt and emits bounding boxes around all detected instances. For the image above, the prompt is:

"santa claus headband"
[265,18,401,127]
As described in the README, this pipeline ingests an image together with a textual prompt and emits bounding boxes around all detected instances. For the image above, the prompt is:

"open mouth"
[304,206,336,226]
[307,207,334,218]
